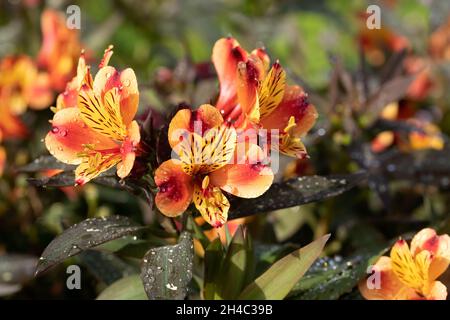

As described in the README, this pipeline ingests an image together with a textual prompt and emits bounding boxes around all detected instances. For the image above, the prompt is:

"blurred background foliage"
[1,0,450,299]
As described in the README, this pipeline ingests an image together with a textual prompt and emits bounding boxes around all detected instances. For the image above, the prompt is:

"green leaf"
[203,238,225,300]
[20,155,75,173]
[288,255,372,300]
[35,216,144,276]
[238,234,330,300]
[186,215,210,250]
[140,232,194,300]
[97,274,147,300]
[229,173,367,219]
[78,250,138,285]
[219,226,254,299]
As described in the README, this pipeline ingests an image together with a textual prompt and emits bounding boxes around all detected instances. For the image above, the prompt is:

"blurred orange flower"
[0,134,5,177]
[357,21,410,66]
[45,46,141,186]
[429,15,450,61]
[359,228,450,300]
[0,55,53,115]
[37,9,82,92]
[371,102,444,153]
[212,37,318,159]
[154,104,273,227]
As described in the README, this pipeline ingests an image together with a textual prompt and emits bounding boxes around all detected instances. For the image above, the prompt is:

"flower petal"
[168,104,224,149]
[45,107,117,165]
[193,182,229,228]
[155,159,194,217]
[93,66,139,126]
[278,131,308,159]
[358,256,419,300]
[177,124,237,176]
[78,86,128,141]
[236,59,260,124]
[75,152,121,186]
[371,131,395,153]
[260,85,318,136]
[259,62,286,119]
[117,121,141,179]
[411,228,450,281]
[212,37,248,113]
[250,48,270,75]
[390,239,430,295]
[427,281,447,300]
[117,152,135,179]
[210,143,274,198]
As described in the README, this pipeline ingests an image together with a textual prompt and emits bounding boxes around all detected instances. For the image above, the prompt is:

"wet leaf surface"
[35,216,144,276]
[379,149,450,188]
[79,250,138,285]
[229,173,368,219]
[140,231,194,300]
[288,254,373,300]
[20,155,75,173]
[28,171,76,187]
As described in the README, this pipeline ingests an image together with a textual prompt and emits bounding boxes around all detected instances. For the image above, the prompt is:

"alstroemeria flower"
[154,104,274,227]
[212,37,318,158]
[0,55,52,115]
[371,102,444,153]
[359,228,450,300]
[45,46,140,185]
[37,9,82,91]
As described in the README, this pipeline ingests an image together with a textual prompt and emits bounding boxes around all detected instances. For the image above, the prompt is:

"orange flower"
[154,104,274,228]
[0,132,5,177]
[212,37,318,159]
[357,22,410,66]
[45,46,141,186]
[371,102,444,153]
[37,9,82,91]
[0,55,52,115]
[359,228,450,300]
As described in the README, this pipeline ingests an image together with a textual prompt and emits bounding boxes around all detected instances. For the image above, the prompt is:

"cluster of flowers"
[2,9,449,300]
[0,10,80,176]
[153,38,318,227]
[358,17,446,153]
[45,37,318,228]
